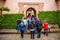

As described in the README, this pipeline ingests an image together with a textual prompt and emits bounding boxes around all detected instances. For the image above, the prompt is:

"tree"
[0,7,9,15]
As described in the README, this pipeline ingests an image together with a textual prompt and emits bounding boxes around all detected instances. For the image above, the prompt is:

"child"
[43,20,49,36]
[18,21,26,38]
[36,20,42,38]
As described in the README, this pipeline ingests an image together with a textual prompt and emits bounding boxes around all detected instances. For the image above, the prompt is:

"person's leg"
[40,32,41,38]
[37,30,41,38]
[37,30,39,38]
[30,31,34,39]
[49,28,50,32]
[44,30,46,35]
[45,30,48,36]
[21,31,22,38]
[28,24,30,30]
[30,31,32,39]
[21,31,24,38]
[32,31,34,39]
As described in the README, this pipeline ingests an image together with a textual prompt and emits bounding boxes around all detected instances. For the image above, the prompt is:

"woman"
[29,18,35,39]
[18,21,26,38]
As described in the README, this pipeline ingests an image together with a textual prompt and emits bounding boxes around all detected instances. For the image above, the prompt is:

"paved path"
[0,33,60,40]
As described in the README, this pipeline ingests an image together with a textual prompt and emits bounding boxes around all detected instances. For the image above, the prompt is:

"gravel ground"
[0,33,60,40]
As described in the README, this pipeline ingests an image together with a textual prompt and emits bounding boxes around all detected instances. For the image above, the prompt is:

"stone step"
[0,29,60,34]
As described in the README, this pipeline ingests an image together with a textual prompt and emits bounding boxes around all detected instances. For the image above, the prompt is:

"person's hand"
[25,29,27,32]
[17,30,19,33]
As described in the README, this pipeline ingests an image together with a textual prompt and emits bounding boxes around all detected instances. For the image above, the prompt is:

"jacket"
[18,24,26,31]
[43,22,48,30]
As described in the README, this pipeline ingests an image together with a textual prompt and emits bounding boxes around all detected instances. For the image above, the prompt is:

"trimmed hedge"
[0,10,60,29]
[38,10,60,28]
[0,7,9,11]
[0,13,24,29]
[57,10,60,28]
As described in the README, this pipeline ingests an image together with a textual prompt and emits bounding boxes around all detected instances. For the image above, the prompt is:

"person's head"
[28,13,31,16]
[20,21,24,24]
[32,15,35,18]
[31,17,34,21]
[24,18,26,19]
[46,20,48,23]
[37,18,41,23]
[18,18,20,20]
[31,21,34,24]
[44,20,48,23]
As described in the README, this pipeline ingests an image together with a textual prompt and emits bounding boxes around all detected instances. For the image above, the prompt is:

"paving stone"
[0,33,60,40]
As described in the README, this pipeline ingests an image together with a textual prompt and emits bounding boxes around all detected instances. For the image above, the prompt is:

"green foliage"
[0,7,9,11]
[38,11,60,28]
[0,10,60,29]
[3,7,10,11]
[57,10,60,28]
[0,7,2,11]
[0,14,24,29]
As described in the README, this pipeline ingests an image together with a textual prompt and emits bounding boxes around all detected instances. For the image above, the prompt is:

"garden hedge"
[0,10,60,29]
[38,10,60,28]
[57,10,60,28]
[0,13,24,29]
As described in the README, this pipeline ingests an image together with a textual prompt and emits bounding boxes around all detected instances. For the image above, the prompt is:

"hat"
[46,20,48,22]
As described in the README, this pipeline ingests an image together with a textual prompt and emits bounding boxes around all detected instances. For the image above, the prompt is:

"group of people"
[16,13,50,39]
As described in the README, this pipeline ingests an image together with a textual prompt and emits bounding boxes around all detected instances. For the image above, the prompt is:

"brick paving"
[0,33,60,40]
[0,29,60,40]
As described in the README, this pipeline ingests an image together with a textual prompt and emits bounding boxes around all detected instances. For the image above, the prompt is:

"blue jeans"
[30,31,35,39]
[37,31,41,38]
[20,30,24,38]
[37,29,42,38]
[44,29,48,36]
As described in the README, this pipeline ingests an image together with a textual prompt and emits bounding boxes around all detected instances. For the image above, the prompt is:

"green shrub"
[57,10,60,28]
[0,7,2,10]
[38,11,60,28]
[3,7,10,11]
[0,15,2,29]
[0,7,9,11]
[0,13,24,29]
[0,10,60,29]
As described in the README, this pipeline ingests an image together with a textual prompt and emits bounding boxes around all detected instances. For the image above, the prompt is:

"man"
[36,20,42,38]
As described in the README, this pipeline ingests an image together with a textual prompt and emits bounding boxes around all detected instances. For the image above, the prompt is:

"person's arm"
[43,23,44,28]
[41,23,42,28]
[17,24,20,32]
[24,25,26,29]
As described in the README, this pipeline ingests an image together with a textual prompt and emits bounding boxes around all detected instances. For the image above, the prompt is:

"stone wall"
[3,0,58,13]
[18,2,44,17]
[57,0,60,10]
